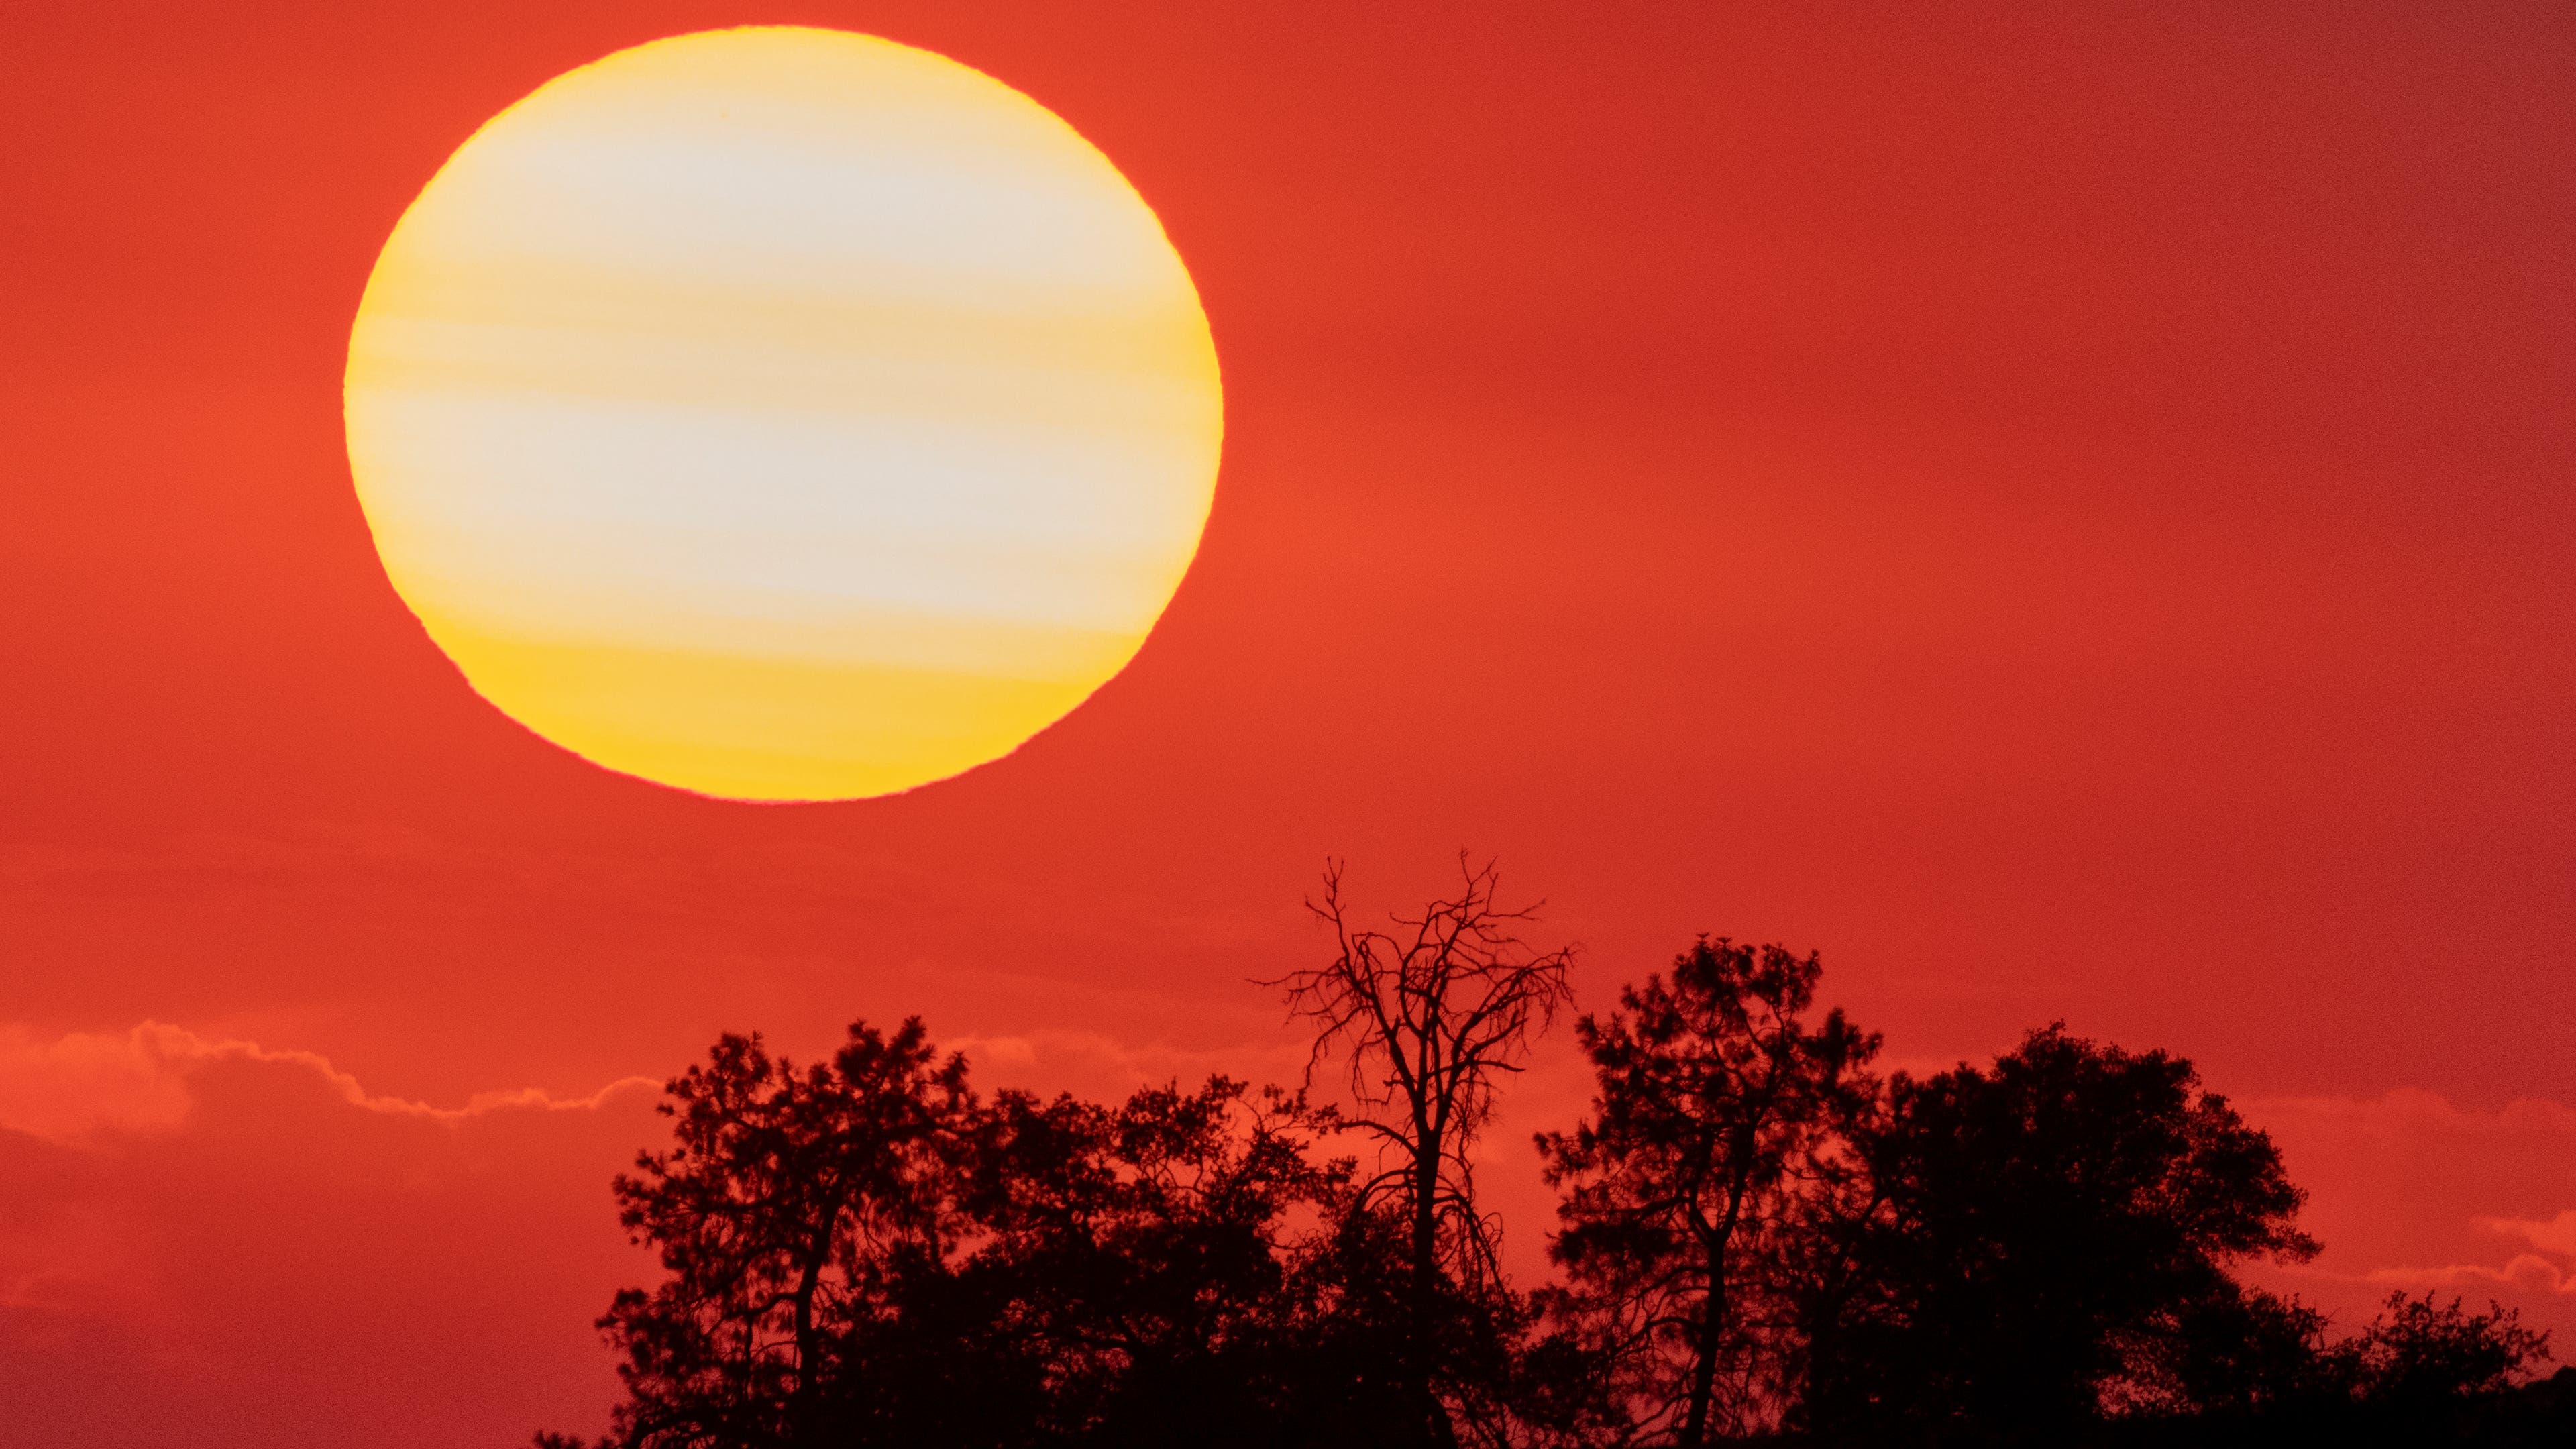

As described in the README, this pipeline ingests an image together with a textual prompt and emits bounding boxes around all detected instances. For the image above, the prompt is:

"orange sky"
[4,3,2573,1442]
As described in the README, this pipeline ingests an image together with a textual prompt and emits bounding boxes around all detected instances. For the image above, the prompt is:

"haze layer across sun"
[344,28,1222,802]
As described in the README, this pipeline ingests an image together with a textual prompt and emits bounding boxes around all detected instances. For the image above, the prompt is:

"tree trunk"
[1682,1261,1723,1446]
[1686,1159,1754,1444]
[1413,1131,1456,1448]
[789,1252,824,1445]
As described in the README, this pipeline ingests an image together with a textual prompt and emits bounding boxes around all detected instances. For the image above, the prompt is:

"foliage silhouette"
[581,1018,976,1448]
[2348,1291,2554,1411]
[543,1018,1433,1448]
[932,1074,1359,1446]
[2106,1294,2563,1447]
[540,875,2562,1448]
[1536,938,1880,1442]
[1793,1025,2320,1442]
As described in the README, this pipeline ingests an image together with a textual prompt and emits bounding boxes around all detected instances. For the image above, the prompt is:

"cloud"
[0,1021,657,1146]
[2343,1208,2576,1305]
[2485,1208,2576,1262]
[2251,1089,2576,1143]
[0,1019,669,1448]
[2358,1255,2575,1299]
[0,1025,195,1142]
[2237,1091,2576,1343]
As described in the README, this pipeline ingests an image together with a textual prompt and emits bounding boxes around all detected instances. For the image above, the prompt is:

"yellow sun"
[345,28,1221,802]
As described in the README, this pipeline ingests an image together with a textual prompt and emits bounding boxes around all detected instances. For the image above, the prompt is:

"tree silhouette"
[579,1018,975,1448]
[542,894,2564,1448]
[1797,1024,2317,1442]
[2135,1281,2344,1420]
[1271,857,1576,1446]
[2111,1291,2560,1446]
[938,1075,1353,1446]
[545,1016,1411,1449]
[1537,938,1879,1443]
[2344,1292,2553,1421]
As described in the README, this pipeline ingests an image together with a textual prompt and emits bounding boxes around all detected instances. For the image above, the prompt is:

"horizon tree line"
[537,859,2565,1448]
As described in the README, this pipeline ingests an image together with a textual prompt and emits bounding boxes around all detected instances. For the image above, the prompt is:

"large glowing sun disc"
[345,28,1221,801]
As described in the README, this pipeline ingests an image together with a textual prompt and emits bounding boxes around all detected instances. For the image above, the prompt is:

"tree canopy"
[1795,1025,2319,1440]
[1538,938,1878,1442]
[542,870,2561,1448]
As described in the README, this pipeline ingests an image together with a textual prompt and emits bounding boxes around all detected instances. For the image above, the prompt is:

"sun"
[344,28,1222,802]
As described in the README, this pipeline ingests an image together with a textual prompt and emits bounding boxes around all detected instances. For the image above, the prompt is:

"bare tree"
[1271,855,1577,1446]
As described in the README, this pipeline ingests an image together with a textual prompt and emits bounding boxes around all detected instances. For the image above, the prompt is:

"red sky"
[4,3,2572,1442]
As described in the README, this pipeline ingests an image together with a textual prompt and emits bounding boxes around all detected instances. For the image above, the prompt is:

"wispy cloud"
[0,1018,665,1440]
[2355,1256,2575,1298]
[2483,1209,2576,1262]
[0,1021,658,1147]
[2235,1090,2576,1340]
